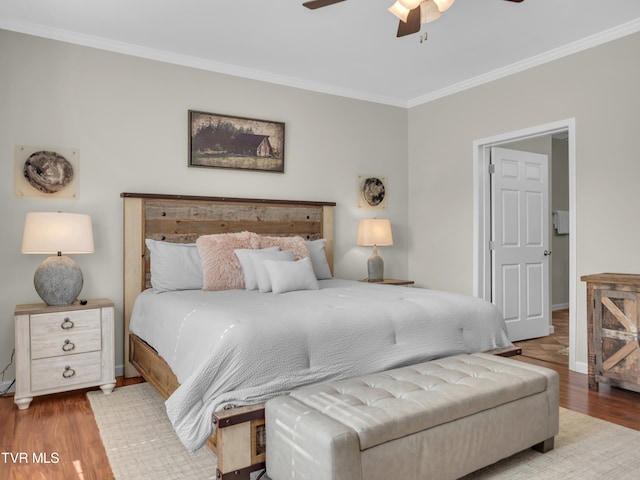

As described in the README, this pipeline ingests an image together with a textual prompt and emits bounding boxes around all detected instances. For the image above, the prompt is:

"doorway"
[473,119,579,372]
[490,146,550,342]
[514,308,570,365]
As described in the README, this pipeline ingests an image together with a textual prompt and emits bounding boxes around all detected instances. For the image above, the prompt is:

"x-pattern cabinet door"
[594,289,640,389]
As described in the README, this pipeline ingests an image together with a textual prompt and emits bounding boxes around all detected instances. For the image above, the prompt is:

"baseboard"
[549,304,569,333]
[574,361,588,374]
[115,364,124,378]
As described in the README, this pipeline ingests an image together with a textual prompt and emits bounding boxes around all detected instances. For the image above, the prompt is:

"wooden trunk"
[581,273,640,393]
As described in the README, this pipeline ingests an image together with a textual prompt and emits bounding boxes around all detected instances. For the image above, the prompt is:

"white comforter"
[130,279,511,452]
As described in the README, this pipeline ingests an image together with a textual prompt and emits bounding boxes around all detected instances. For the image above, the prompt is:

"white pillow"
[234,247,280,290]
[146,239,203,293]
[263,257,320,294]
[251,250,295,293]
[306,239,332,280]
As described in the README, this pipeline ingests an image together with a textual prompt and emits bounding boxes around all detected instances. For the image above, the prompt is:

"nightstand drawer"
[31,329,102,360]
[31,351,102,391]
[30,309,101,337]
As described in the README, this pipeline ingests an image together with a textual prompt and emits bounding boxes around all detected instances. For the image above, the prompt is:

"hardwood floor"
[513,309,570,365]
[0,376,142,480]
[515,356,640,430]
[2,359,640,480]
[511,309,640,429]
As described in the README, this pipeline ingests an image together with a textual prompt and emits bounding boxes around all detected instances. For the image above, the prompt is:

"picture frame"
[188,110,285,173]
[357,175,387,210]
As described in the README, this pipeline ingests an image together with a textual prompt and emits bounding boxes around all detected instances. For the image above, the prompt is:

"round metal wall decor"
[23,150,74,194]
[360,176,386,208]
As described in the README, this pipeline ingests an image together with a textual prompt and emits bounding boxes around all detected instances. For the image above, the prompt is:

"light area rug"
[463,408,639,479]
[88,382,217,480]
[90,382,640,480]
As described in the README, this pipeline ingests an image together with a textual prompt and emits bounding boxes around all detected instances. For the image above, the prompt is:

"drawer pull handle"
[61,318,74,330]
[62,366,76,379]
[62,340,75,352]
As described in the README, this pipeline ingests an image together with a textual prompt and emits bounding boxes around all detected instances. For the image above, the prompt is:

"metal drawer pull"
[62,366,76,378]
[62,339,75,352]
[61,318,74,330]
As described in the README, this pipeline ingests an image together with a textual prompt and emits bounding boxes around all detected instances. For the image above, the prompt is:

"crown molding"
[407,17,640,108]
[3,17,640,110]
[0,18,408,108]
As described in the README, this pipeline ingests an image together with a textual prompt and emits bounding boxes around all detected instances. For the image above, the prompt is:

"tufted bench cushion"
[266,353,559,480]
[288,353,548,450]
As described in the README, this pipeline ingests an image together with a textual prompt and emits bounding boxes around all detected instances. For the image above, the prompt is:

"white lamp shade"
[357,219,394,247]
[420,0,442,23]
[22,212,94,254]
[433,0,455,12]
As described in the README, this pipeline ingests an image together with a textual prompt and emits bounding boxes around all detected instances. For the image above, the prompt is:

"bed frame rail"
[130,333,265,479]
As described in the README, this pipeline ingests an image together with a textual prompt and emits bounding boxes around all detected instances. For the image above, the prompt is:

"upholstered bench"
[265,353,559,480]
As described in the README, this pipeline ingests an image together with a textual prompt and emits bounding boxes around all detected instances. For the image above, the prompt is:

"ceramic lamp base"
[367,246,384,282]
[34,255,83,306]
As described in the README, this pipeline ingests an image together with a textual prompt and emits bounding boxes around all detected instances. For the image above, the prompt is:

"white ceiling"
[2,0,640,107]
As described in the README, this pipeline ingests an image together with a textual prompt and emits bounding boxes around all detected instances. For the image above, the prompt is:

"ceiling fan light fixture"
[432,0,455,12]
[420,0,441,23]
[398,0,422,9]
[388,1,411,22]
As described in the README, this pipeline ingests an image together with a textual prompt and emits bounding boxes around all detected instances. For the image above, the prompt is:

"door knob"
[544,250,552,256]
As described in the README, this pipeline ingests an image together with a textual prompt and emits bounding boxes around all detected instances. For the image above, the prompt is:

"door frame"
[472,118,580,372]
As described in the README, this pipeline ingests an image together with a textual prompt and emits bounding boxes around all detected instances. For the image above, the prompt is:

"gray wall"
[3,27,639,382]
[407,31,640,368]
[0,30,409,381]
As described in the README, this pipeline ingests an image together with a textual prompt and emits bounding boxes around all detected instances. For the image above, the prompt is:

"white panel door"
[491,147,550,341]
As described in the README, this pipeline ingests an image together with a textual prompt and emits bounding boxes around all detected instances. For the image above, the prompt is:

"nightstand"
[14,298,116,410]
[360,278,415,286]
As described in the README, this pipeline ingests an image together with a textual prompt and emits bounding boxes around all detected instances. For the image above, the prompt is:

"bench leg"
[532,437,554,453]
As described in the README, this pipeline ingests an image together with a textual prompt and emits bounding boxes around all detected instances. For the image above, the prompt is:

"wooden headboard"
[122,192,336,377]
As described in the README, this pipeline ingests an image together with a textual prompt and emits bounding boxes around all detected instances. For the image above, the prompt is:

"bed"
[121,192,513,479]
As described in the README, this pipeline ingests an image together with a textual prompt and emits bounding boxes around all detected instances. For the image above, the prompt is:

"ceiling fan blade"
[303,0,346,9]
[503,0,524,2]
[397,7,421,38]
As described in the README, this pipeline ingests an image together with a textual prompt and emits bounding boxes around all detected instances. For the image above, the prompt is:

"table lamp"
[357,218,393,282]
[21,212,94,306]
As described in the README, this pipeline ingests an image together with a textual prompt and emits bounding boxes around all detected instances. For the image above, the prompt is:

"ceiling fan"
[303,0,524,38]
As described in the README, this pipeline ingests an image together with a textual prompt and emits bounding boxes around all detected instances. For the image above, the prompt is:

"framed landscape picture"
[188,110,285,173]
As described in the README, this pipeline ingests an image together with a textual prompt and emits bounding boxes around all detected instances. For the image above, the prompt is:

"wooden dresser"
[581,273,640,392]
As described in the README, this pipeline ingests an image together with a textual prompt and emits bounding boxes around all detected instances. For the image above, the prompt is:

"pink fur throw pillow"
[197,231,261,290]
[259,235,310,260]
